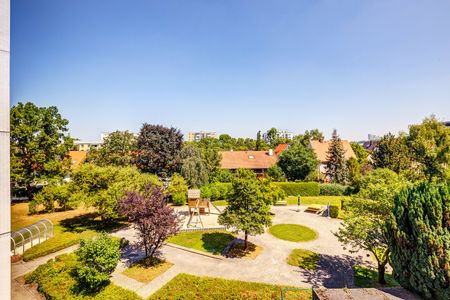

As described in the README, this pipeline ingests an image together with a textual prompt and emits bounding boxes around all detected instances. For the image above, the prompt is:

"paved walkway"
[12,205,375,299]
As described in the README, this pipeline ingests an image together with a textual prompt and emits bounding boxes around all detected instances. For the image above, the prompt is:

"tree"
[10,102,73,199]
[197,137,222,174]
[292,129,324,146]
[256,131,262,151]
[266,165,287,182]
[407,116,450,180]
[70,164,162,221]
[210,169,234,183]
[371,133,411,175]
[87,130,136,167]
[75,233,120,292]
[119,185,180,258]
[218,169,272,249]
[350,142,369,164]
[29,183,75,214]
[167,173,188,205]
[335,169,406,284]
[180,144,209,187]
[325,130,349,184]
[265,127,280,148]
[135,124,183,177]
[278,144,319,181]
[387,182,450,300]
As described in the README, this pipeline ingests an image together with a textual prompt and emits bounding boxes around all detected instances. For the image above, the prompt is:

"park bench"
[304,204,325,214]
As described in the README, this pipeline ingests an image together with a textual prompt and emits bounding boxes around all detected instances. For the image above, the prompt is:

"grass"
[122,257,173,284]
[353,265,399,288]
[212,200,228,206]
[167,230,235,255]
[25,253,141,300]
[269,224,318,242]
[149,273,312,300]
[227,241,263,260]
[287,249,320,270]
[286,196,348,207]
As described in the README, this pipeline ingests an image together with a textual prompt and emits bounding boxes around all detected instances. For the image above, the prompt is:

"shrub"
[341,198,351,210]
[200,183,232,200]
[167,173,188,205]
[274,182,320,196]
[266,165,287,182]
[329,205,340,218]
[29,183,74,214]
[200,185,211,199]
[75,233,120,292]
[320,183,347,196]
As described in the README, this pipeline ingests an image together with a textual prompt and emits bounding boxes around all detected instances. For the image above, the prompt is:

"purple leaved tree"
[118,184,180,258]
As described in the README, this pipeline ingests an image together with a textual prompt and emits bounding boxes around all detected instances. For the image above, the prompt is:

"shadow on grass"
[201,232,235,255]
[59,213,128,233]
[225,239,260,259]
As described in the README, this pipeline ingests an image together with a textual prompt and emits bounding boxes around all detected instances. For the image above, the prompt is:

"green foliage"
[387,182,450,300]
[200,182,232,200]
[260,179,286,205]
[319,183,347,196]
[350,142,369,163]
[196,138,222,175]
[87,130,136,167]
[274,182,320,196]
[135,123,183,177]
[167,173,188,205]
[329,205,340,218]
[371,133,411,175]
[149,273,311,300]
[75,233,120,292]
[292,129,324,147]
[266,165,287,182]
[29,183,75,213]
[287,249,320,270]
[70,164,161,221]
[325,130,349,184]
[10,102,73,199]
[218,169,272,248]
[278,144,319,181]
[23,230,97,262]
[210,169,234,183]
[269,224,318,242]
[25,253,140,300]
[353,265,398,288]
[407,116,450,180]
[180,144,209,188]
[167,230,235,255]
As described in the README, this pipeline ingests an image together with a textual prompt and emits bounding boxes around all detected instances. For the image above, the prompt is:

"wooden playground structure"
[186,189,222,228]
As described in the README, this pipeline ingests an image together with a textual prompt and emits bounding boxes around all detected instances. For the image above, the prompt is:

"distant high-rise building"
[187,131,217,142]
[262,129,293,142]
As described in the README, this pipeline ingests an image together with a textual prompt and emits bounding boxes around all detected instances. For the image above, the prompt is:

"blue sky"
[11,0,450,141]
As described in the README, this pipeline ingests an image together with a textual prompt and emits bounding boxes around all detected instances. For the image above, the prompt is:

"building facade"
[187,131,217,142]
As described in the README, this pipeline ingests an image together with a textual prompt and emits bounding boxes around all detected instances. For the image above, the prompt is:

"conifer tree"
[325,129,348,183]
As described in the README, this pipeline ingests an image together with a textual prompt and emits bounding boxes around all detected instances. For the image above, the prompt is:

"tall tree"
[135,124,183,177]
[197,137,222,175]
[218,169,272,249]
[256,131,262,151]
[180,144,209,187]
[278,144,319,181]
[10,102,73,199]
[119,185,180,258]
[265,127,279,148]
[325,130,349,183]
[371,133,411,175]
[293,129,324,146]
[387,182,450,299]
[407,116,450,180]
[87,130,136,167]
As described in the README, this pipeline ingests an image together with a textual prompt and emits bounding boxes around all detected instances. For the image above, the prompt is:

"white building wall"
[0,0,11,298]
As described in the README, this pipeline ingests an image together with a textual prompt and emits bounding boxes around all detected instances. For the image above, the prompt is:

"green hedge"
[23,230,97,262]
[200,183,232,200]
[329,205,340,218]
[319,184,347,196]
[273,182,320,196]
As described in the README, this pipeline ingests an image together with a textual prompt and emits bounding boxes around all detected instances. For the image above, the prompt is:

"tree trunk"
[378,263,387,284]
[244,231,248,250]
[26,185,34,201]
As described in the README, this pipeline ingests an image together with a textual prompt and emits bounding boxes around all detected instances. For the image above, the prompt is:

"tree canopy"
[87,130,136,167]
[180,144,209,188]
[325,130,349,184]
[278,144,319,181]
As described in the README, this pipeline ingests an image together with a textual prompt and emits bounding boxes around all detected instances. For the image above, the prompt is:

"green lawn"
[212,200,228,206]
[286,249,320,270]
[122,257,173,283]
[25,253,141,300]
[149,273,312,300]
[286,196,348,207]
[167,230,235,255]
[353,265,399,288]
[269,224,318,242]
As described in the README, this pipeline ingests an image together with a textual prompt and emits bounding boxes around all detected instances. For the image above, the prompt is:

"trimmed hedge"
[200,183,232,200]
[329,205,340,218]
[23,230,97,262]
[341,198,351,210]
[319,184,347,196]
[274,182,320,196]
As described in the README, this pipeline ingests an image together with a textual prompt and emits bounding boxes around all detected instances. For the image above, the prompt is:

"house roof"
[309,140,356,163]
[274,143,289,155]
[220,150,278,170]
[68,151,87,168]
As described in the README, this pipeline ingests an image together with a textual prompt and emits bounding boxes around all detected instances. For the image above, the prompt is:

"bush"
[320,183,347,196]
[75,233,120,292]
[167,173,188,205]
[266,165,287,182]
[29,183,74,214]
[341,198,351,210]
[200,183,232,200]
[23,230,97,262]
[274,182,320,196]
[171,192,186,205]
[329,205,340,218]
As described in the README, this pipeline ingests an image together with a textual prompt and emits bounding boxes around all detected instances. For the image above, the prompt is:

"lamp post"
[327,201,330,219]
[297,195,301,212]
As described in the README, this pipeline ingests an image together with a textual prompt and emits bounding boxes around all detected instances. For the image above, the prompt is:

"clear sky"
[11,0,450,141]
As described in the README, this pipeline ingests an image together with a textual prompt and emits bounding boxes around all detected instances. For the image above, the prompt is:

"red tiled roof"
[220,150,278,170]
[274,143,289,155]
[68,151,87,168]
[309,140,356,163]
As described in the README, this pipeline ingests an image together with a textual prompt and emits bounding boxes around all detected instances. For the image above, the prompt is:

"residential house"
[309,140,356,177]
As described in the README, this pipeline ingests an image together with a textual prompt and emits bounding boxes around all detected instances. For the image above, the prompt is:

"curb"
[164,243,224,260]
